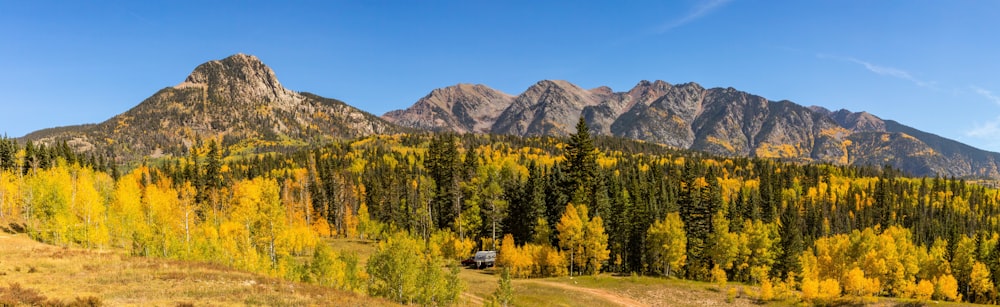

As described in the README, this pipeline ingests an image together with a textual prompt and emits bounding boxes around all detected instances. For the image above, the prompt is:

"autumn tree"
[735,219,779,284]
[498,234,533,278]
[934,274,960,301]
[492,266,514,307]
[479,167,508,250]
[970,261,994,304]
[367,231,423,303]
[556,202,584,276]
[367,230,463,305]
[646,212,687,278]
[707,211,739,272]
[582,214,610,274]
[310,242,345,288]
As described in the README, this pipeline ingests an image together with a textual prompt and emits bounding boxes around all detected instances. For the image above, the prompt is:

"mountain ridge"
[385,80,1000,178]
[19,54,999,178]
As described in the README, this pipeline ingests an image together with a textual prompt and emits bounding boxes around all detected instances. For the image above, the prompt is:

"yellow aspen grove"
[582,215,610,275]
[177,181,197,258]
[556,203,584,276]
[711,265,728,287]
[497,233,533,278]
[801,278,820,300]
[970,261,994,304]
[30,164,74,245]
[72,167,110,249]
[231,177,287,270]
[145,181,182,258]
[310,242,346,288]
[737,219,779,284]
[227,179,262,270]
[913,280,934,301]
[646,212,687,278]
[934,274,960,301]
[312,214,334,238]
[365,231,435,304]
[843,267,878,297]
[0,170,21,220]
[356,202,373,240]
[109,170,149,254]
[818,278,842,299]
[759,278,774,301]
[707,211,739,270]
[432,230,475,262]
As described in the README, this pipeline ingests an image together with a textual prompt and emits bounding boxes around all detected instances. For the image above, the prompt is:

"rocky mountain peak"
[520,80,592,101]
[590,86,614,96]
[382,83,514,133]
[808,105,833,115]
[175,53,297,105]
[25,53,401,162]
[626,80,673,105]
[426,84,508,104]
[828,109,887,132]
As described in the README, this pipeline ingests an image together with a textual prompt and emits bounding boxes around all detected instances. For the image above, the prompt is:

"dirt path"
[518,279,649,307]
[462,292,486,306]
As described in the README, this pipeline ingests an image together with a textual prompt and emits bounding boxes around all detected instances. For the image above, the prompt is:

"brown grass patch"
[0,233,396,306]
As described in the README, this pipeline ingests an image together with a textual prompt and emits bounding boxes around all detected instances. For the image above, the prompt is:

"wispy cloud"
[971,86,1000,106]
[654,0,732,33]
[967,119,1000,138]
[965,116,1000,151]
[817,54,936,89]
[965,87,1000,151]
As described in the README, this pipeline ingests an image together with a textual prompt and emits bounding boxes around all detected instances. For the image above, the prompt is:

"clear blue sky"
[3,1,1000,151]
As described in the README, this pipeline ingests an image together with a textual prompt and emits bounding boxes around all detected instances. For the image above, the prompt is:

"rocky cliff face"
[491,80,603,136]
[26,54,401,161]
[386,80,1000,178]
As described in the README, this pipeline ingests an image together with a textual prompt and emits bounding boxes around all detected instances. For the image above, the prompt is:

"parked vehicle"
[461,257,476,267]
[471,250,496,269]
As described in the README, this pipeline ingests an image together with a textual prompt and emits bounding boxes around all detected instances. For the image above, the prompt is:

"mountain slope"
[382,83,513,133]
[385,80,1000,178]
[26,54,402,161]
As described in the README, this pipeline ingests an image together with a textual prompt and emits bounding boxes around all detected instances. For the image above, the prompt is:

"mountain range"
[384,80,1000,178]
[21,54,1000,178]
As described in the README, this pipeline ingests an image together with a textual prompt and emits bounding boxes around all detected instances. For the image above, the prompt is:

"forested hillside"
[4,118,1000,304]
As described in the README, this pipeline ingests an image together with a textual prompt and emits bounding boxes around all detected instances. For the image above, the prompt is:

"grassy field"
[0,233,395,306]
[2,233,984,307]
[327,237,762,306]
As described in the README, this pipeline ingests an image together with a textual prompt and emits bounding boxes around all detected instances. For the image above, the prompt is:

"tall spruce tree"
[776,201,804,279]
[426,134,460,230]
[506,162,546,243]
[679,159,718,280]
[564,117,598,206]
[0,136,16,172]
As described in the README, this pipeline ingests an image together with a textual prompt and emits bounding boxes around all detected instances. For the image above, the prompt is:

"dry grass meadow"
[0,232,394,306]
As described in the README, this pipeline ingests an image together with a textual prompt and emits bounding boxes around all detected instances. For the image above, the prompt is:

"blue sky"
[3,1,1000,151]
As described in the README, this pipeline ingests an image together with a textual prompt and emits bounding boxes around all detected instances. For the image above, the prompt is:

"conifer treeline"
[0,136,116,177]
